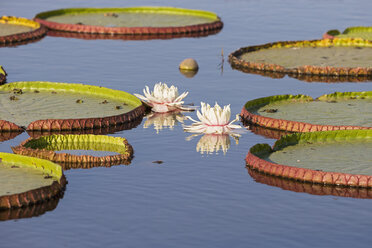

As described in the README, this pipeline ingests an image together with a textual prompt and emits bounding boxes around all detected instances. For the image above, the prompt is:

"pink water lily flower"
[134,82,193,113]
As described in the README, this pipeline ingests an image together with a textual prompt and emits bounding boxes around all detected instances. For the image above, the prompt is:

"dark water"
[1,0,372,247]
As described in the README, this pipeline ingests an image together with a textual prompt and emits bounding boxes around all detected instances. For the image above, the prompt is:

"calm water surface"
[1,0,372,247]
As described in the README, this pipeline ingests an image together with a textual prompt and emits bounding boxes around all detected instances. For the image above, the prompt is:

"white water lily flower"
[134,82,193,113]
[143,111,187,134]
[183,102,242,135]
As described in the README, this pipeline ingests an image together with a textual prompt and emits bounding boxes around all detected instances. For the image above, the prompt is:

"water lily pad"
[0,153,66,209]
[241,91,372,132]
[0,81,145,132]
[0,16,46,46]
[247,167,372,199]
[246,129,372,187]
[34,7,223,35]
[229,38,372,78]
[12,134,134,170]
[323,26,372,40]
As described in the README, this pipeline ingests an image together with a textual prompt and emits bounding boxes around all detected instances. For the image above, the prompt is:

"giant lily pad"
[34,7,223,36]
[241,91,372,132]
[0,16,46,45]
[246,130,372,187]
[12,134,134,170]
[0,152,66,209]
[0,81,145,132]
[247,167,372,199]
[229,38,372,78]
[323,26,372,40]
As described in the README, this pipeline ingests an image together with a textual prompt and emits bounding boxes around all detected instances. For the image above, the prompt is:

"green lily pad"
[34,7,223,35]
[12,134,134,170]
[0,16,46,45]
[229,38,372,79]
[246,129,372,187]
[324,26,372,40]
[0,152,66,209]
[0,81,145,131]
[241,91,372,132]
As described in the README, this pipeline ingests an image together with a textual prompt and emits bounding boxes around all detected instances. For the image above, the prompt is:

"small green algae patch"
[0,23,34,36]
[0,162,55,196]
[265,140,372,175]
[239,46,372,68]
[254,99,372,127]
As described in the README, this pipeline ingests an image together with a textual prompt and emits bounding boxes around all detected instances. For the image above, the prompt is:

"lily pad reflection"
[247,167,372,199]
[0,195,62,221]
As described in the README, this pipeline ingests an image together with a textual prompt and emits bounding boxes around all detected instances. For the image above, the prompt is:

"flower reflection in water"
[191,133,239,155]
[143,111,187,134]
